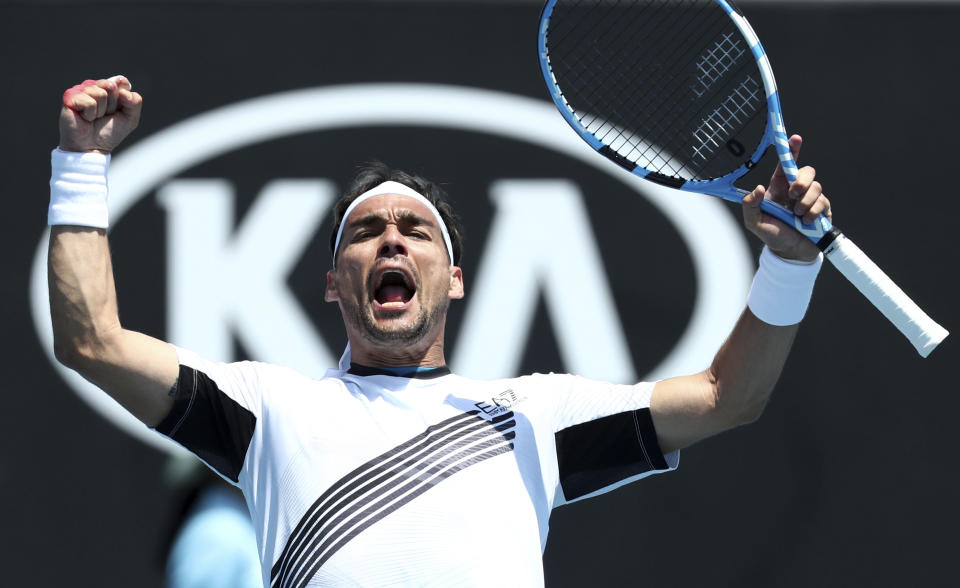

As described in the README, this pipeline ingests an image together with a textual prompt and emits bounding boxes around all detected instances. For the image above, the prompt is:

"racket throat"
[816,227,843,253]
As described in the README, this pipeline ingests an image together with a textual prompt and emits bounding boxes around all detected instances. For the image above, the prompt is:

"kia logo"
[31,84,752,452]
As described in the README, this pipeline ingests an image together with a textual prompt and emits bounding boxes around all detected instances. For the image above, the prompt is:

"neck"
[346,334,447,368]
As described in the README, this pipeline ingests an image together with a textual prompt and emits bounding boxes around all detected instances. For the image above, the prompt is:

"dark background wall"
[2,1,957,586]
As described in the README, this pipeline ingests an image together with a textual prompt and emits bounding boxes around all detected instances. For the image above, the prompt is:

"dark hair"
[329,162,464,266]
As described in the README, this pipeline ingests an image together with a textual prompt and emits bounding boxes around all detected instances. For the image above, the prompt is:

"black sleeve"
[555,408,669,501]
[154,365,257,483]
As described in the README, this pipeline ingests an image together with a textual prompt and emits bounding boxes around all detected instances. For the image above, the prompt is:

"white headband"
[332,181,455,269]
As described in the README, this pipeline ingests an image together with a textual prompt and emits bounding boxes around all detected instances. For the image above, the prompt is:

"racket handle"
[820,231,948,357]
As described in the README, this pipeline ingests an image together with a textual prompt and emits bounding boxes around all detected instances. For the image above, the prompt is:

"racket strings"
[613,3,730,174]
[617,4,750,175]
[546,0,630,54]
[688,31,758,160]
[548,0,726,175]
[691,75,761,162]
[552,0,662,134]
[550,1,698,147]
[692,32,745,98]
[593,5,704,167]
[544,0,766,181]
[604,2,721,126]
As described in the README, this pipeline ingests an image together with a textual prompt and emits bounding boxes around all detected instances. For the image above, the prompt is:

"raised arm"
[651,135,832,453]
[49,76,178,427]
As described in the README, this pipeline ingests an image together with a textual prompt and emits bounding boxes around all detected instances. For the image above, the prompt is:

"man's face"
[325,194,464,350]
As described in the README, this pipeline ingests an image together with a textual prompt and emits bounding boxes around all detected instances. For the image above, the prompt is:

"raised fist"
[59,75,143,153]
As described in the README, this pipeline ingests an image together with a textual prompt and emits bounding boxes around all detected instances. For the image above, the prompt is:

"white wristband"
[747,246,823,326]
[48,148,110,228]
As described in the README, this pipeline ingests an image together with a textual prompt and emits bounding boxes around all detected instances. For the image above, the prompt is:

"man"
[49,76,831,587]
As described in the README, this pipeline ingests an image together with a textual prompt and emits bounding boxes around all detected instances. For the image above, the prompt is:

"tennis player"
[48,76,831,587]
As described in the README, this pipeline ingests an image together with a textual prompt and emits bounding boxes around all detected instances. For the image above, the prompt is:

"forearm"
[652,247,821,452]
[46,76,178,426]
[708,245,823,417]
[49,226,178,424]
[48,226,121,363]
[653,137,830,453]
[651,312,798,453]
[708,308,799,424]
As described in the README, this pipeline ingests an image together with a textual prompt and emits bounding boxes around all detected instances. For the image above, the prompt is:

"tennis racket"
[538,0,947,357]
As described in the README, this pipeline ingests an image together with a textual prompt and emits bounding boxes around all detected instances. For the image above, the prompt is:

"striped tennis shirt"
[155,347,678,587]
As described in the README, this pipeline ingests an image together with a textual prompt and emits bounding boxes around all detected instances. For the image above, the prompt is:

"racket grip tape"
[819,230,948,357]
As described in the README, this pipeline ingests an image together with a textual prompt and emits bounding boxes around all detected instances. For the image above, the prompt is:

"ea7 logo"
[475,389,527,417]
[30,84,753,452]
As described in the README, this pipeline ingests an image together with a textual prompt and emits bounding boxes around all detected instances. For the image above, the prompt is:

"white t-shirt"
[155,347,678,588]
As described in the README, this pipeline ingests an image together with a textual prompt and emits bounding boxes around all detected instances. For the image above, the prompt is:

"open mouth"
[374,269,416,309]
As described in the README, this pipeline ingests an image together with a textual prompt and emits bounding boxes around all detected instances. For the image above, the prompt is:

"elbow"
[722,388,771,428]
[709,373,772,429]
[53,339,83,370]
[53,339,102,373]
[734,394,769,425]
[52,329,119,372]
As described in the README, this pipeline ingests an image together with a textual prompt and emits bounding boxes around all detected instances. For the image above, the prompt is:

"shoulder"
[489,371,628,393]
[174,346,342,385]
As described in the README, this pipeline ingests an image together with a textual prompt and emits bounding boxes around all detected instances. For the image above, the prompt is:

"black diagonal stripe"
[272,412,487,585]
[288,436,516,588]
[272,416,506,587]
[283,424,515,588]
[270,410,513,585]
[282,421,516,588]
[277,418,505,585]
[270,410,480,583]
[310,443,515,582]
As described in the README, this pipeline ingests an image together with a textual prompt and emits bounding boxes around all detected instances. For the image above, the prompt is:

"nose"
[378,224,408,258]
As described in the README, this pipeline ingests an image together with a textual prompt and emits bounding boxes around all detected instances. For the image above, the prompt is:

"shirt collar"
[347,363,451,379]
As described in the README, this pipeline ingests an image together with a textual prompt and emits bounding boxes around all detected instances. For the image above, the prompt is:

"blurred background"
[3,0,958,586]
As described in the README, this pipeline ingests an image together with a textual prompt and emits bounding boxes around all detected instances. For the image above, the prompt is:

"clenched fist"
[59,75,142,154]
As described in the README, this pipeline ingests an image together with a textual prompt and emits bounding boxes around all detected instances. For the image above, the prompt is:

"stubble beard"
[352,296,450,347]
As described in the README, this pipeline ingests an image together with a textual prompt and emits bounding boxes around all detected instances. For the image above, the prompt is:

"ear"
[324,270,339,302]
[448,266,464,300]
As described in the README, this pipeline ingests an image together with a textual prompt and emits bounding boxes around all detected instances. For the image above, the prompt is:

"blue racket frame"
[538,0,948,356]
[538,0,834,243]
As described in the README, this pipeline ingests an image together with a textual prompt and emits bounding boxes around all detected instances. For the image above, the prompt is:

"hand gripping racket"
[538,0,948,357]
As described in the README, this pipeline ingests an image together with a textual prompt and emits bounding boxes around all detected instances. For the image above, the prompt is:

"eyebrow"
[346,210,436,230]
[345,213,384,230]
[396,210,435,227]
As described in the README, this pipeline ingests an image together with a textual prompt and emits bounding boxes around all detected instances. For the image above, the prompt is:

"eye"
[408,229,430,240]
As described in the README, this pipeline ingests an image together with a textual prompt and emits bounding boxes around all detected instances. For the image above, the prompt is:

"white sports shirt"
[155,347,679,588]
